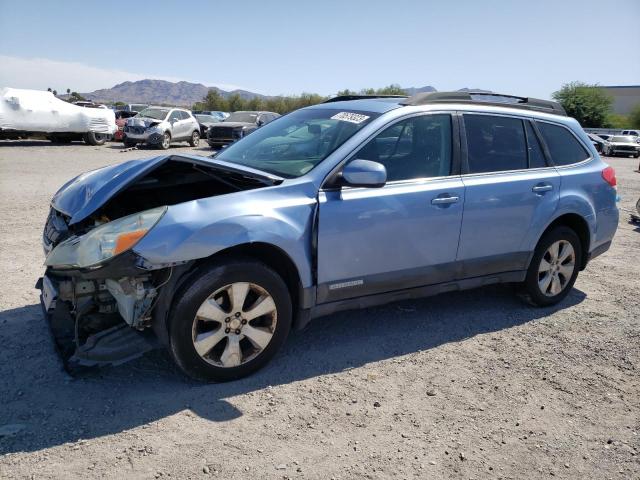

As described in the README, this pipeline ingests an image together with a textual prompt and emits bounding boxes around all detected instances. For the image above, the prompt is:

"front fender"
[132,184,317,288]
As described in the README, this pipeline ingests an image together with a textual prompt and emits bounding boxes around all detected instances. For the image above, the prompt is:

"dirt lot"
[0,139,638,479]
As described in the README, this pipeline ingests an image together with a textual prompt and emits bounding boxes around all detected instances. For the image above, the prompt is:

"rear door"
[316,113,465,303]
[457,113,560,277]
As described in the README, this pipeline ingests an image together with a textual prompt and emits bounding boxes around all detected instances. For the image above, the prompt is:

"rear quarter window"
[537,122,590,166]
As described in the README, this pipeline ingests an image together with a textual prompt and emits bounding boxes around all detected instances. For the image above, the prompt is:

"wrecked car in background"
[123,106,201,149]
[38,92,618,382]
[207,110,279,149]
[0,87,116,145]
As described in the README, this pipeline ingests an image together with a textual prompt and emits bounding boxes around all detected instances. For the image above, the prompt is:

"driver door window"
[355,114,453,182]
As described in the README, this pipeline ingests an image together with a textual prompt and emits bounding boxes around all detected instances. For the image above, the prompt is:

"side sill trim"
[309,271,526,319]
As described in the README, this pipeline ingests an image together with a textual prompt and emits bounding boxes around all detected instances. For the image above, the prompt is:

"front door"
[317,113,465,303]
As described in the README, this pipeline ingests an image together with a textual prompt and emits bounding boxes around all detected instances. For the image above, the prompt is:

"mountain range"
[76,79,488,106]
[79,79,265,106]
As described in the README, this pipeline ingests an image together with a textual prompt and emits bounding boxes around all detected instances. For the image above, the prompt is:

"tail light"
[602,166,616,187]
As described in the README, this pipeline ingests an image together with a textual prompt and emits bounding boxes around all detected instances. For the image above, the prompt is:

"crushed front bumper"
[36,273,159,373]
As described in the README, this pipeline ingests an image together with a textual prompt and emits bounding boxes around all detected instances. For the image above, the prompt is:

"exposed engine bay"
[39,155,279,371]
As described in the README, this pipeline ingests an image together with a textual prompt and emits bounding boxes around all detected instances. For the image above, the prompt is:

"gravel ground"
[0,140,638,479]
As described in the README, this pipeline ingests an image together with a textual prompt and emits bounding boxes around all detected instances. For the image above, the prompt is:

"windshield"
[136,108,169,120]
[215,108,380,178]
[225,112,260,123]
[610,136,635,142]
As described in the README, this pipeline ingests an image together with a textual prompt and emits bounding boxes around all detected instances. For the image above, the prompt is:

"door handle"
[532,183,553,193]
[431,195,459,205]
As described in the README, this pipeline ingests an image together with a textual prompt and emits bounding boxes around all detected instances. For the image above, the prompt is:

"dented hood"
[126,117,164,128]
[50,154,283,225]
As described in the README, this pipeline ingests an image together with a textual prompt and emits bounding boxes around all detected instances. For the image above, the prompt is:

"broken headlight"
[45,207,167,269]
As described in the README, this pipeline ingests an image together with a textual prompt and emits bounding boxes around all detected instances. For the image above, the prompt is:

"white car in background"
[0,87,116,145]
[604,135,640,158]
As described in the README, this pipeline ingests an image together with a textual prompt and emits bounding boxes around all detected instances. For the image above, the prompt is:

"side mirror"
[257,119,264,127]
[170,117,178,123]
[341,159,387,188]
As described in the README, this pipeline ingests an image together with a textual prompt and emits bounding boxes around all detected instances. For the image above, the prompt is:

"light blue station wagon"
[39,91,619,381]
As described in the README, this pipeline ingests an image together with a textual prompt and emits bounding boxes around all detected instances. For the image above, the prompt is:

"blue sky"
[0,0,638,99]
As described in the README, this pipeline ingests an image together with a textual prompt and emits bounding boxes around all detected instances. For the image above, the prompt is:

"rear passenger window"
[525,122,547,168]
[464,115,527,173]
[537,122,589,166]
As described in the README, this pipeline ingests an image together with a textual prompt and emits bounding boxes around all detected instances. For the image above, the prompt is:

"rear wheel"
[123,139,137,148]
[169,258,292,381]
[83,131,107,146]
[189,130,200,147]
[521,227,581,306]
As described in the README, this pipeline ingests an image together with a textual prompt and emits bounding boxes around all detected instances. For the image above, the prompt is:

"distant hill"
[79,79,265,106]
[403,85,437,95]
[74,79,491,106]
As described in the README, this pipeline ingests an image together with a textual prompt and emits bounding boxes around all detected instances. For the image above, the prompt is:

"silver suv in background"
[123,107,201,149]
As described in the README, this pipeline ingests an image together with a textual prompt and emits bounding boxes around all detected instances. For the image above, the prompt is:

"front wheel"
[158,132,171,150]
[169,258,292,381]
[189,130,200,147]
[521,226,582,307]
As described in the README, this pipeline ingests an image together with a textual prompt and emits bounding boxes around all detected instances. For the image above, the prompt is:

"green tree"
[374,84,406,95]
[552,82,612,128]
[114,101,126,107]
[66,88,71,95]
[629,104,640,129]
[605,113,630,129]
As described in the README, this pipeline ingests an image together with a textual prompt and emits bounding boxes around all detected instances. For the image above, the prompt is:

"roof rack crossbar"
[323,94,408,103]
[399,91,566,116]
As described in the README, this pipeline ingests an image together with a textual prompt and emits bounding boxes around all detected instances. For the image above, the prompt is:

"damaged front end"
[37,154,280,372]
[36,266,164,370]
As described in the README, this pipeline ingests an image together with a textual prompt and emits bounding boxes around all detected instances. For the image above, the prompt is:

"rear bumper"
[587,240,612,262]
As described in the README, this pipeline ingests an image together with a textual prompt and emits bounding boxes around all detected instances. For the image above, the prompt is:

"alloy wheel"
[192,282,277,368]
[538,240,576,297]
[162,133,170,149]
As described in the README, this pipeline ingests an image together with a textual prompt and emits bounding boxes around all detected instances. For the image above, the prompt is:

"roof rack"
[400,91,567,116]
[323,94,407,103]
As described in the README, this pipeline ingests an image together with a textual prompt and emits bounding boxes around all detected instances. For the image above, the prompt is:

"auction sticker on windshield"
[331,112,370,124]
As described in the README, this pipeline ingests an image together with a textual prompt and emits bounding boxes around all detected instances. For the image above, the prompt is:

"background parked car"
[622,130,640,140]
[0,87,116,145]
[123,106,201,149]
[587,133,609,153]
[121,103,149,113]
[605,135,640,158]
[207,110,280,149]
[193,110,228,121]
[194,113,222,139]
[114,110,138,141]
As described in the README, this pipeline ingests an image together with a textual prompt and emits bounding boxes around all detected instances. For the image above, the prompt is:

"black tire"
[158,132,171,150]
[168,258,292,382]
[123,139,137,148]
[189,130,200,147]
[521,226,582,307]
[83,131,107,146]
